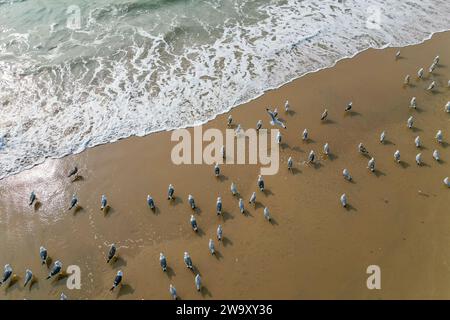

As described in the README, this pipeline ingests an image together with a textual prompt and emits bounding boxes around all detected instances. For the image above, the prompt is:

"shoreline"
[2,29,450,181]
[0,31,449,300]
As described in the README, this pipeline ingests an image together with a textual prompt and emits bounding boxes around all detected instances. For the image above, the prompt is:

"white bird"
[256,120,263,131]
[217,225,223,241]
[29,191,36,206]
[230,182,237,196]
[160,253,167,272]
[0,264,13,285]
[285,100,290,112]
[169,284,177,300]
[436,130,443,143]
[183,252,193,269]
[235,124,242,136]
[427,81,436,91]
[147,195,155,209]
[308,150,315,163]
[190,215,198,232]
[429,62,437,73]
[444,177,450,187]
[60,293,68,300]
[39,246,48,265]
[266,108,287,129]
[188,194,196,209]
[340,194,347,207]
[68,194,78,210]
[417,68,424,79]
[100,195,107,210]
[345,102,352,112]
[216,197,222,215]
[358,143,368,154]
[342,169,352,181]
[433,149,440,161]
[167,184,174,200]
[410,97,417,108]
[239,198,244,214]
[404,75,410,85]
[368,158,375,172]
[323,143,330,155]
[448,80,450,87]
[415,136,421,148]
[257,175,265,191]
[263,207,271,221]
[287,156,293,170]
[221,145,226,159]
[302,128,308,141]
[208,239,215,255]
[249,192,256,205]
[380,131,386,144]
[407,116,414,129]
[47,261,62,280]
[195,274,201,291]
[107,244,116,263]
[395,50,401,59]
[214,163,220,176]
[394,150,401,163]
[321,109,328,121]
[415,153,422,165]
[445,101,450,113]
[276,131,282,144]
[434,55,440,64]
[227,114,233,127]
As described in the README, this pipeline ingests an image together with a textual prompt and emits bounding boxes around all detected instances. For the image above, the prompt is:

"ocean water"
[0,0,449,179]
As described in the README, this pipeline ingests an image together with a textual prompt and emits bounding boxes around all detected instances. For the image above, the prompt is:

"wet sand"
[0,31,449,300]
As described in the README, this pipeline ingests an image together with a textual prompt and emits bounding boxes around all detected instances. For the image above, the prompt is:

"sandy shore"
[0,31,449,300]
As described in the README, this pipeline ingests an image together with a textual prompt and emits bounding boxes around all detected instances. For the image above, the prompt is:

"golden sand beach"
[0,31,449,300]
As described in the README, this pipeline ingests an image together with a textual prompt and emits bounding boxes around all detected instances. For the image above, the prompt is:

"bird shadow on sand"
[73,206,84,215]
[102,205,111,215]
[51,273,69,286]
[169,197,183,206]
[45,257,53,268]
[382,139,395,146]
[200,286,213,298]
[222,237,233,247]
[213,251,223,260]
[117,284,135,298]
[321,119,336,125]
[269,217,279,226]
[361,153,371,159]
[4,277,20,293]
[440,142,449,149]
[373,169,386,178]
[303,138,315,144]
[418,162,431,168]
[217,174,229,182]
[325,153,338,161]
[254,201,264,210]
[413,107,425,114]
[150,207,161,215]
[280,142,289,150]
[242,209,253,217]
[71,175,84,183]
[410,126,422,133]
[344,204,357,212]
[193,207,202,215]
[292,146,304,153]
[311,162,323,170]
[29,278,39,291]
[262,189,274,197]
[399,161,410,169]
[345,111,362,117]
[221,211,234,222]
[111,256,127,268]
[34,201,42,211]
[286,110,296,116]
[195,227,206,237]
[165,266,176,279]
[290,167,301,175]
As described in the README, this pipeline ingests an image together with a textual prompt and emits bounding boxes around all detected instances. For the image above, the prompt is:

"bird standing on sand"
[195,274,202,291]
[404,75,410,85]
[410,97,417,108]
[276,131,282,144]
[258,175,265,191]
[107,244,116,263]
[110,270,123,291]
[147,195,155,209]
[380,131,386,144]
[445,102,450,113]
[433,149,440,161]
[249,192,256,205]
[368,158,375,172]
[230,182,237,196]
[184,252,193,269]
[345,102,352,112]
[0,264,13,285]
[407,116,414,129]
[417,68,424,79]
[60,293,68,300]
[167,184,174,200]
[436,130,443,143]
[188,194,196,209]
[415,136,421,148]
[160,253,167,272]
[235,124,242,136]
[217,225,223,241]
[214,163,220,176]
[302,128,308,141]
[395,50,401,59]
[216,197,222,215]
[100,195,107,211]
[40,246,48,265]
[427,81,436,91]
[227,114,233,127]
[321,109,328,121]
[169,284,177,300]
[434,55,440,64]
[209,239,215,255]
[68,194,78,210]
[263,207,271,221]
[429,62,437,73]
[343,169,352,181]
[358,143,368,154]
[23,269,32,287]
[46,261,62,279]
[323,143,330,155]
[67,166,78,178]
[239,198,244,214]
[394,150,401,163]
[256,120,262,131]
[444,177,450,187]
[308,150,315,163]
[340,194,347,208]
[266,108,287,129]
[287,156,293,170]
[190,215,198,232]
[416,153,422,165]
[285,100,290,112]
[29,191,36,206]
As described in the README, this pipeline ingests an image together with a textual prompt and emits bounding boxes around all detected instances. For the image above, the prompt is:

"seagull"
[407,116,413,129]
[195,274,202,291]
[0,264,13,286]
[188,194,196,209]
[46,260,62,279]
[29,191,36,206]
[276,131,282,144]
[167,184,174,200]
[321,109,328,121]
[427,81,436,91]
[436,130,443,143]
[444,177,450,187]
[239,198,244,214]
[208,239,215,255]
[394,150,401,163]
[235,124,242,136]
[380,131,386,143]
[110,270,123,291]
[68,194,78,210]
[395,50,401,59]
[184,252,193,269]
[256,120,263,131]
[415,136,421,148]
[417,68,424,79]
[358,143,368,154]
[433,149,440,161]
[214,163,220,176]
[285,100,290,112]
[221,145,226,159]
[340,194,347,207]
[107,244,116,263]
[249,192,256,205]
[257,175,265,191]
[227,114,233,127]
[147,195,155,209]
[216,197,222,215]
[263,207,271,221]
[266,108,287,129]
[410,97,417,108]
[445,101,450,113]
[169,284,177,300]
[343,169,352,181]
[404,75,410,85]
[100,194,107,210]
[448,80,450,87]
[302,128,308,141]
[160,253,167,271]
[308,150,315,163]
[368,158,375,172]
[60,293,68,300]
[416,153,422,165]
[230,182,238,196]
[217,225,223,241]
[434,55,440,64]
[323,143,330,155]
[67,166,78,178]
[40,246,48,265]
[287,156,293,170]
[190,215,198,232]
[23,269,33,287]
[429,62,437,73]
[345,102,352,112]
